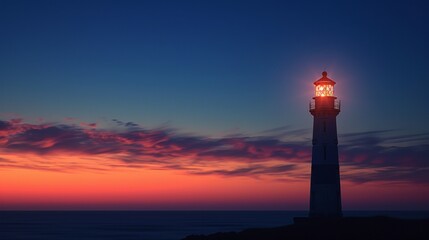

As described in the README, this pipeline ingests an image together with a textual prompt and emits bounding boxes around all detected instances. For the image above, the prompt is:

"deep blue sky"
[1,0,428,136]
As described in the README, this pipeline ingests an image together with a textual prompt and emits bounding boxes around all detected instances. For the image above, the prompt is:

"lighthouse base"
[309,183,342,218]
[309,164,342,218]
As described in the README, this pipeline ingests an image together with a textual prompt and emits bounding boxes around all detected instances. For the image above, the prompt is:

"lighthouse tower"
[309,71,342,218]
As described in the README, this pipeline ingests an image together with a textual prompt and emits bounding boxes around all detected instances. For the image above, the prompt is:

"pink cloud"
[0,118,428,184]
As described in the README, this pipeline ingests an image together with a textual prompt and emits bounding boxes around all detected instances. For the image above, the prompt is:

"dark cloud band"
[0,119,428,184]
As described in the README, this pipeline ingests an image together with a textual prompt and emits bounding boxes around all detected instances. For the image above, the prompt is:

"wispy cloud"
[0,118,428,184]
[339,131,429,184]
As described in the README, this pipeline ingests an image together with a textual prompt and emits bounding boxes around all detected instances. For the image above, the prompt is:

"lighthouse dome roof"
[314,71,336,85]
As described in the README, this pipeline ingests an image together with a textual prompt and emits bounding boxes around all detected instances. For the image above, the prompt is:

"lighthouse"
[309,71,342,218]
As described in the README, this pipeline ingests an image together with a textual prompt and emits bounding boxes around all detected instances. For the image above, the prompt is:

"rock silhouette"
[183,216,429,240]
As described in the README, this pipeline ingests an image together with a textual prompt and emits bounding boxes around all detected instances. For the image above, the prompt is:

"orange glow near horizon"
[0,146,312,210]
[0,164,310,210]
[1,153,428,210]
[1,118,429,210]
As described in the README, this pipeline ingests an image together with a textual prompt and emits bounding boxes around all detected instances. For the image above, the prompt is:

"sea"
[1,211,429,240]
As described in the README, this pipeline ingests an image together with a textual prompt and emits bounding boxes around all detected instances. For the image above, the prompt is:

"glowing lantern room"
[314,71,336,97]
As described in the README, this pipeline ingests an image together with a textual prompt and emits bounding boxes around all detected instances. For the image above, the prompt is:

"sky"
[0,0,428,210]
